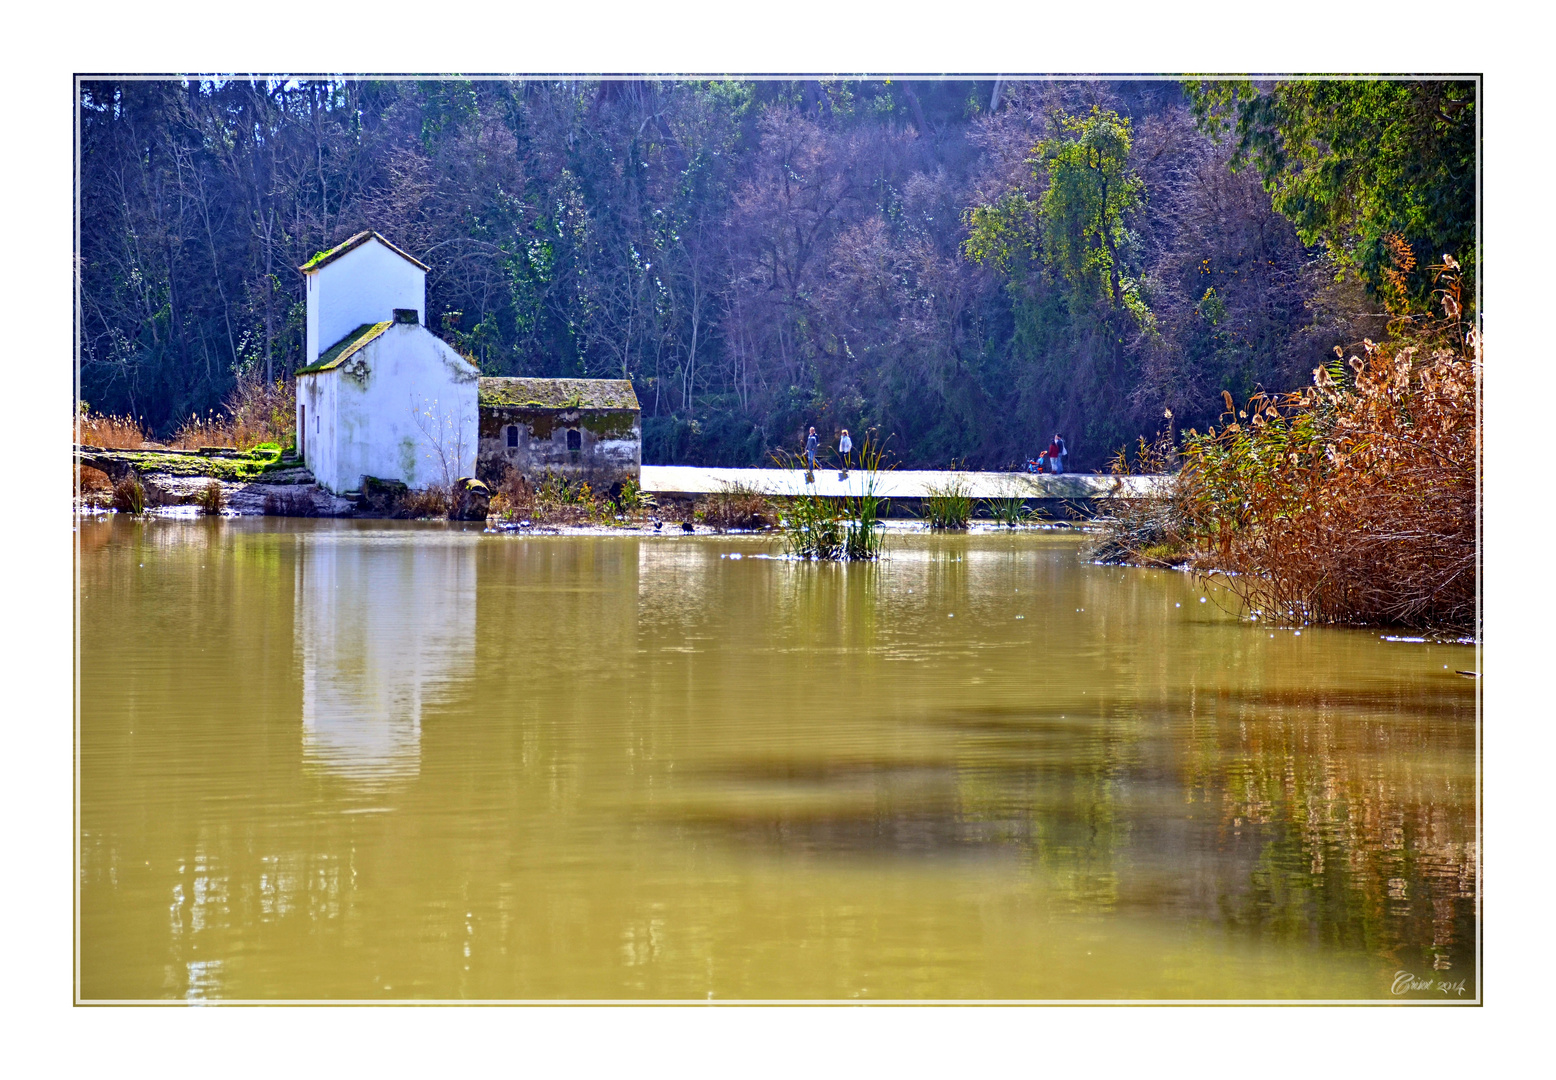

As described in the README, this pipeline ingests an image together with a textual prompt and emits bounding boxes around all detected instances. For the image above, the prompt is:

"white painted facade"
[304,236,427,366]
[296,234,479,494]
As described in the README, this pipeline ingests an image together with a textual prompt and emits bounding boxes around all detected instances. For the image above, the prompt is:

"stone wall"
[477,406,641,490]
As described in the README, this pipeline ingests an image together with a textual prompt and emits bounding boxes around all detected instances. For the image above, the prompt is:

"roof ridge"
[299,231,431,274]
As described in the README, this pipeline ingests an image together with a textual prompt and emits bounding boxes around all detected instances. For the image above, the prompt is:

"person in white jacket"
[838,429,853,477]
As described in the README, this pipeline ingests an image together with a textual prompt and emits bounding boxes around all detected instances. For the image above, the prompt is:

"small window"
[566,428,582,453]
[507,425,519,448]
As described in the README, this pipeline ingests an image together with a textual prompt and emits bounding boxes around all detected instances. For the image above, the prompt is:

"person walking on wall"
[805,426,820,481]
[1055,432,1068,475]
[838,428,853,479]
[1045,433,1064,475]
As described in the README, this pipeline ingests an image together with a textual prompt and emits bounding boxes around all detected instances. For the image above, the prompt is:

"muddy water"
[77,518,1477,1001]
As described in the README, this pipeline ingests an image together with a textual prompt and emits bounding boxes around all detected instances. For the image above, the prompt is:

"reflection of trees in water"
[296,532,476,783]
[947,683,1476,977]
[682,680,1474,978]
[1182,687,1477,976]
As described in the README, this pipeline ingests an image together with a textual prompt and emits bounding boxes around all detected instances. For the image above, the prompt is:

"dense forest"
[78,77,1475,470]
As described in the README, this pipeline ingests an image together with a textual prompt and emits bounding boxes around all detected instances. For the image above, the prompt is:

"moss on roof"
[295,322,392,375]
[478,377,640,411]
[299,230,431,273]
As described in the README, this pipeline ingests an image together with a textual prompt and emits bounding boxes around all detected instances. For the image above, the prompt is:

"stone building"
[477,378,641,491]
[294,231,479,495]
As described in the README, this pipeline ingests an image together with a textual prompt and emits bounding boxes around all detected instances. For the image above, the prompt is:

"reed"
[774,434,890,559]
[77,403,146,449]
[984,496,1033,527]
[170,378,296,451]
[1092,249,1477,633]
[923,475,973,529]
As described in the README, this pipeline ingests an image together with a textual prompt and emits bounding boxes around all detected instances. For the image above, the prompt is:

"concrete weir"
[639,465,1166,518]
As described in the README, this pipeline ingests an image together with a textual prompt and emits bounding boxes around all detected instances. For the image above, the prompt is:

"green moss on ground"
[80,446,297,482]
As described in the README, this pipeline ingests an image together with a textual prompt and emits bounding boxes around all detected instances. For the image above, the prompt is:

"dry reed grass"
[1098,246,1477,633]
[697,482,775,532]
[77,404,147,449]
[170,378,296,451]
[400,485,451,519]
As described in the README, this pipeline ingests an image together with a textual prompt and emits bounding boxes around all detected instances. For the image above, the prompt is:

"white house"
[295,231,479,495]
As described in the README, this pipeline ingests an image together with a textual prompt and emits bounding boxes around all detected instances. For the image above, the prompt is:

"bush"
[488,468,633,526]
[170,378,296,451]
[400,485,450,519]
[1095,250,1477,633]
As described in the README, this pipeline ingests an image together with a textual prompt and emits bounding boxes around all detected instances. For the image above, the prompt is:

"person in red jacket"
[1045,434,1063,474]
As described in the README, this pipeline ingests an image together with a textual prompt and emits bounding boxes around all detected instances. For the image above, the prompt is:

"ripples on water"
[78,517,1477,1000]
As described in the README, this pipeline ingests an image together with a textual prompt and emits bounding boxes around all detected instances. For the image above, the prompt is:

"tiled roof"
[478,377,640,411]
[295,322,392,375]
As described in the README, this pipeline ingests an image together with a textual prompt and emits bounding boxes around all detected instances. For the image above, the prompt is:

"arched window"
[506,425,519,448]
[567,429,582,454]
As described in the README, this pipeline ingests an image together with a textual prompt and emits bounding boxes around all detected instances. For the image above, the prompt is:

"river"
[77,517,1477,1001]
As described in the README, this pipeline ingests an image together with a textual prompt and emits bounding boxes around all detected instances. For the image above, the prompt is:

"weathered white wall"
[305,240,426,364]
[296,372,338,490]
[304,324,479,493]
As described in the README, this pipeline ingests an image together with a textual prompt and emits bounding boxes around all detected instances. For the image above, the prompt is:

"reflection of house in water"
[296,530,476,782]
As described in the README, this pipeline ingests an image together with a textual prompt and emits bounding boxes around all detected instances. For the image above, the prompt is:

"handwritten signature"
[1391,971,1469,996]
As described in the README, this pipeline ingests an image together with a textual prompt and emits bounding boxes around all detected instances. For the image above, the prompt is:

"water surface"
[78,518,1477,1000]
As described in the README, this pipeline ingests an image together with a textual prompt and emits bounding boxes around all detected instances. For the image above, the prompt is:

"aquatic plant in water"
[195,481,226,516]
[985,495,1034,527]
[924,475,973,529]
[775,435,890,559]
[111,475,146,515]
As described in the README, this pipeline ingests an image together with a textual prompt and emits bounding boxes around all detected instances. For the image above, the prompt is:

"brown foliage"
[77,404,147,449]
[170,378,295,450]
[399,485,451,519]
[696,483,775,532]
[1174,257,1478,632]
